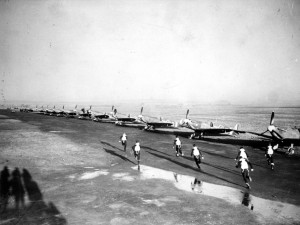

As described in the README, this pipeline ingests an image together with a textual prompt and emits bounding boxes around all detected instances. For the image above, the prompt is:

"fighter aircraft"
[115,107,147,128]
[78,106,92,119]
[51,105,65,116]
[144,110,195,137]
[20,105,32,112]
[63,105,78,118]
[31,105,47,114]
[179,109,240,138]
[93,106,117,123]
[44,105,56,115]
[238,112,300,146]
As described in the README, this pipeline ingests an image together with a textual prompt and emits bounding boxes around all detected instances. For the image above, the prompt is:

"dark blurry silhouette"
[0,166,10,212]
[22,169,43,204]
[242,191,250,207]
[0,167,67,224]
[242,191,254,210]
[10,167,25,210]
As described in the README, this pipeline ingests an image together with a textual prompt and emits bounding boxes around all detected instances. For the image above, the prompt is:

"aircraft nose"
[268,125,275,132]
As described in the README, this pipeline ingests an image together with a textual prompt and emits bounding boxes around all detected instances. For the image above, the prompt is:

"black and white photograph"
[1,0,300,224]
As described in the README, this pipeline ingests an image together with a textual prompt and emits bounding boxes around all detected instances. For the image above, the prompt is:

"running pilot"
[120,133,127,152]
[236,157,254,189]
[173,135,183,157]
[191,144,204,171]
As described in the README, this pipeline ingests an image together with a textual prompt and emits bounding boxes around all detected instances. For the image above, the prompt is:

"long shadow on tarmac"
[143,146,241,176]
[180,156,241,176]
[147,151,244,188]
[101,141,124,152]
[0,167,67,225]
[201,149,235,160]
[104,148,136,165]
[142,146,173,157]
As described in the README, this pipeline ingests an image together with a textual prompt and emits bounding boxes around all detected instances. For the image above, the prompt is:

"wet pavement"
[134,164,300,223]
[1,109,300,224]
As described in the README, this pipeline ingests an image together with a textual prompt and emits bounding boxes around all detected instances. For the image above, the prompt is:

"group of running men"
[119,133,277,189]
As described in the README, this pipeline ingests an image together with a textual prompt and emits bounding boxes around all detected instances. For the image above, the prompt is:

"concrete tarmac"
[0,110,299,225]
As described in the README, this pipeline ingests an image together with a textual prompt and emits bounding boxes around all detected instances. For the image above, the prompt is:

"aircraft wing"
[194,128,236,134]
[226,130,273,140]
[117,117,136,122]
[147,121,174,128]
[95,114,109,119]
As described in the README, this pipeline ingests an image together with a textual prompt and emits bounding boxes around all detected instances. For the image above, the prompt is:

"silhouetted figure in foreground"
[22,169,43,204]
[10,167,25,210]
[0,166,10,212]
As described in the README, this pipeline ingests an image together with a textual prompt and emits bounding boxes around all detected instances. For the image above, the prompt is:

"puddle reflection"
[133,165,300,223]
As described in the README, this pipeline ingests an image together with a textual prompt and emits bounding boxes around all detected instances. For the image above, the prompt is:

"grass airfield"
[0,110,299,225]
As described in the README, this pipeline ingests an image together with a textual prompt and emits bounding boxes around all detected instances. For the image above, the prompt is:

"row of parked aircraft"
[17,105,300,148]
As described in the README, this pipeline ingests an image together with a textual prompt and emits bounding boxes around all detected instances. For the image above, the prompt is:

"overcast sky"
[0,0,299,106]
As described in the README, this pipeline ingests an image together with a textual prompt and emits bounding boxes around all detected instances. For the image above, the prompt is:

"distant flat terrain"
[0,110,299,225]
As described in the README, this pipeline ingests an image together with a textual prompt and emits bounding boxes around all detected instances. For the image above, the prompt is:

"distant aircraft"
[20,105,33,112]
[52,105,65,116]
[179,109,240,138]
[31,105,46,114]
[78,105,92,119]
[239,112,300,146]
[44,105,56,115]
[61,105,78,118]
[93,106,117,123]
[115,107,146,128]
[144,110,195,137]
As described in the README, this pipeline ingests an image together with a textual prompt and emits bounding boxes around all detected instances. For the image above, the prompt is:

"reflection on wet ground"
[133,165,300,223]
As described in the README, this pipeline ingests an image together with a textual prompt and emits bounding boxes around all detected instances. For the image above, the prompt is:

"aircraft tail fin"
[229,123,240,136]
[234,123,239,130]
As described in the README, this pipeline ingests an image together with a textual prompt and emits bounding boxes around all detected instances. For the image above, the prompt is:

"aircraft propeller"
[260,112,284,141]
[270,111,275,125]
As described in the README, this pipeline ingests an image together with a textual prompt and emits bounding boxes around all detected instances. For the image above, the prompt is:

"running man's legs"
[134,150,140,161]
[242,169,251,188]
[269,155,274,169]
[267,154,274,169]
[178,146,183,155]
[194,156,201,169]
[175,146,180,156]
[122,140,127,151]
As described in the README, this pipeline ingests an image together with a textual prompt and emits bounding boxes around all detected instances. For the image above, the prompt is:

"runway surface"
[1,109,299,225]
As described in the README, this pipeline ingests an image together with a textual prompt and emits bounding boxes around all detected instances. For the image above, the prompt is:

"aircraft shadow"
[101,141,124,152]
[104,148,136,165]
[0,167,67,225]
[146,151,244,188]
